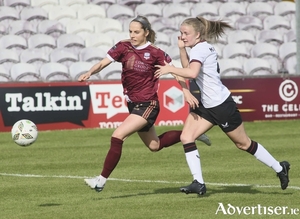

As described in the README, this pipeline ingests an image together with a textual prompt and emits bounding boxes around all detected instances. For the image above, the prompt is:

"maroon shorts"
[127,100,160,132]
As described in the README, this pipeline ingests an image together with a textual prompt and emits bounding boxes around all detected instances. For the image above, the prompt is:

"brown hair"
[131,15,156,43]
[181,17,232,43]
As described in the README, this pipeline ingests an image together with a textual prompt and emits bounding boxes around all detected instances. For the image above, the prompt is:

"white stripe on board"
[1,172,299,190]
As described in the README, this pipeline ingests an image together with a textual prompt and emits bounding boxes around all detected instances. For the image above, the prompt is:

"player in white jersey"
[155,16,290,195]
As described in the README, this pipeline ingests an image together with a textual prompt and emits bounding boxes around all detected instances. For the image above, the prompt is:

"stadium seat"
[0,49,19,71]
[134,3,162,23]
[10,63,41,81]
[0,64,11,82]
[79,47,106,64]
[49,48,78,67]
[48,5,76,26]
[290,16,296,30]
[273,1,295,21]
[0,23,7,36]
[152,17,177,34]
[8,20,37,40]
[118,0,144,10]
[243,58,274,76]
[218,2,246,23]
[279,42,297,74]
[3,0,30,13]
[31,0,59,11]
[162,3,190,27]
[227,30,256,50]
[283,29,296,43]
[0,6,19,28]
[214,33,228,50]
[106,72,121,80]
[201,0,227,8]
[0,35,27,55]
[155,32,171,50]
[19,48,49,71]
[58,0,88,11]
[256,30,284,47]
[251,42,281,73]
[56,34,85,54]
[218,58,245,77]
[169,31,180,47]
[112,31,130,44]
[246,2,274,20]
[144,0,172,8]
[27,34,56,55]
[20,6,48,29]
[69,61,99,80]
[222,43,250,64]
[39,62,71,81]
[77,4,106,24]
[106,4,135,21]
[166,45,180,60]
[65,19,94,39]
[88,0,116,10]
[37,20,66,39]
[172,0,200,8]
[121,17,133,32]
[100,62,122,80]
[190,3,219,20]
[263,15,290,35]
[235,15,263,36]
[84,33,114,52]
[93,18,123,35]
[214,45,222,59]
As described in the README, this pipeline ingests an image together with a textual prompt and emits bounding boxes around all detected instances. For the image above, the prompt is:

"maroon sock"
[101,137,123,178]
[246,140,258,155]
[158,130,182,151]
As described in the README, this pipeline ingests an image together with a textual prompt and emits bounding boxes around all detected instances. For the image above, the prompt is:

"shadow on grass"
[94,185,293,200]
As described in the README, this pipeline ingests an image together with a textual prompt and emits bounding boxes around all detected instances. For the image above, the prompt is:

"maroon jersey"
[107,40,172,102]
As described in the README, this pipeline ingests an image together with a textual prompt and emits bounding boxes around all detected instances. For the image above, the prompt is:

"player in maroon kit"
[78,15,210,192]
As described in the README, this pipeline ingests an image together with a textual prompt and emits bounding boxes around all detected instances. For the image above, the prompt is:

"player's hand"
[178,36,185,49]
[182,89,199,109]
[155,61,171,78]
[78,72,91,82]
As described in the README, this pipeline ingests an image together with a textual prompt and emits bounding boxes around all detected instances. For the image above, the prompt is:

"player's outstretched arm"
[78,58,112,82]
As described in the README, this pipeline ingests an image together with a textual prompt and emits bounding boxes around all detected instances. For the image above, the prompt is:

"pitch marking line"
[1,173,300,191]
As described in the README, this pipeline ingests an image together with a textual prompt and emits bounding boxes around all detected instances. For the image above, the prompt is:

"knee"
[148,145,159,152]
[147,142,160,152]
[180,132,191,144]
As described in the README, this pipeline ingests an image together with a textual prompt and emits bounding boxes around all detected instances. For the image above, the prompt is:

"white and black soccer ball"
[11,119,38,146]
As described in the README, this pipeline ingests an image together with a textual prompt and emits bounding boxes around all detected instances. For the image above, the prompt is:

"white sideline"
[1,172,300,190]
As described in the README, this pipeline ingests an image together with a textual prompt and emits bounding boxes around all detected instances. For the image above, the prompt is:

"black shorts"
[191,95,242,133]
[127,100,160,132]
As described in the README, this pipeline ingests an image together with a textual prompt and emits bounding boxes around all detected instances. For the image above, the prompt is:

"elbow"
[190,73,198,79]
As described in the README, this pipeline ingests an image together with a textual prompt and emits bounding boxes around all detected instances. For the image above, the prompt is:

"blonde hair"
[181,17,232,43]
[131,15,156,43]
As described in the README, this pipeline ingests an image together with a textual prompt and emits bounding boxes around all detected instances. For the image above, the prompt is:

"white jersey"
[189,41,230,108]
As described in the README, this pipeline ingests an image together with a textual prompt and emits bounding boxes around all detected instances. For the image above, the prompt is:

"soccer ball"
[11,119,38,146]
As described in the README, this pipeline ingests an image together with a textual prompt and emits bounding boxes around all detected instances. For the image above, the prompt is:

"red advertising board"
[222,76,300,121]
[1,76,300,132]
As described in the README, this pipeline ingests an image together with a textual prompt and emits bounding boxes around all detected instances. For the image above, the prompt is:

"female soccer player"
[78,15,210,192]
[155,16,290,195]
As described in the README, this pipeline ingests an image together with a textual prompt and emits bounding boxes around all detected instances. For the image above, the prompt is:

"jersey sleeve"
[107,41,126,62]
[157,49,172,66]
[189,43,211,64]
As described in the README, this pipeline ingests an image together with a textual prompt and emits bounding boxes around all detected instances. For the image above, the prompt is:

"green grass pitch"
[1,120,299,219]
